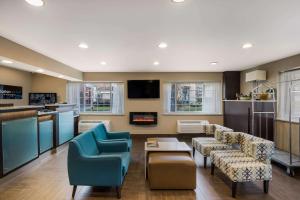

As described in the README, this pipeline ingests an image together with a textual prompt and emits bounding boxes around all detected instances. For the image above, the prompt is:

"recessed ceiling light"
[242,43,253,49]
[172,0,185,2]
[153,61,160,66]
[25,0,44,7]
[210,62,218,65]
[101,61,107,65]
[58,75,64,78]
[78,42,88,49]
[36,69,44,73]
[158,42,168,49]
[1,60,13,64]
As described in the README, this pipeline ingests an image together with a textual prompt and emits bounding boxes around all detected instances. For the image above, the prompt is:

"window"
[164,81,222,114]
[67,82,124,114]
[278,70,300,121]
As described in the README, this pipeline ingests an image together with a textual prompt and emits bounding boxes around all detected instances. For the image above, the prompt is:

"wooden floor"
[0,137,300,200]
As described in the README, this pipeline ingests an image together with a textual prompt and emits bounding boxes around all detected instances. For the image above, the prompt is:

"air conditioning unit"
[78,120,111,133]
[177,120,209,133]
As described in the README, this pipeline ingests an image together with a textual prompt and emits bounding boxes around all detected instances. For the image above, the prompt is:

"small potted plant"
[239,93,251,100]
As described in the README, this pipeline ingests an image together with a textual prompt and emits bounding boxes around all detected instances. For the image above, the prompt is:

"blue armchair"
[92,123,132,151]
[67,130,131,198]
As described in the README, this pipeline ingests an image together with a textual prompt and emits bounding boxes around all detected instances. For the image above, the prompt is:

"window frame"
[80,82,113,113]
[164,81,222,115]
[171,82,204,113]
[68,81,125,115]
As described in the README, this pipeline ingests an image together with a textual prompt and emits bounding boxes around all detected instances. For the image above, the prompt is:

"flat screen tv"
[29,93,57,105]
[127,80,160,99]
[0,84,22,99]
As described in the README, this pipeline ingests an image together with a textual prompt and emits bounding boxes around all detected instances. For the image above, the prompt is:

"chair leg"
[192,147,195,157]
[204,156,207,168]
[116,186,121,199]
[72,185,77,198]
[264,180,269,193]
[232,182,237,198]
[211,163,215,175]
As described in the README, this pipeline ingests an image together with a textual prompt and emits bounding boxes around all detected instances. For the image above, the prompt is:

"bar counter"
[0,106,42,177]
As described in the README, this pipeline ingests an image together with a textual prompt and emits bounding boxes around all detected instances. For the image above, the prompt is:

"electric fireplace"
[129,112,157,125]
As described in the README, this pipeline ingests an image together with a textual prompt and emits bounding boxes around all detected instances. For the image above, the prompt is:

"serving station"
[0,104,78,177]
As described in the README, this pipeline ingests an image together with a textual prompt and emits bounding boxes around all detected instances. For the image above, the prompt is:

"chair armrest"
[68,154,124,186]
[107,131,131,139]
[97,140,129,152]
[101,139,127,142]
[81,154,122,163]
[222,132,243,144]
[204,124,215,135]
[250,141,274,163]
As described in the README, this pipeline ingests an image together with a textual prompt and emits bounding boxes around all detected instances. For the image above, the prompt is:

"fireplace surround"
[129,112,157,125]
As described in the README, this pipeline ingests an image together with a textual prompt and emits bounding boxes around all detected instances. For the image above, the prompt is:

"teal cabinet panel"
[58,111,74,145]
[2,117,38,174]
[39,120,53,153]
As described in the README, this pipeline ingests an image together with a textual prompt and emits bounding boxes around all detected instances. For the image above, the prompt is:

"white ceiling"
[1,0,300,72]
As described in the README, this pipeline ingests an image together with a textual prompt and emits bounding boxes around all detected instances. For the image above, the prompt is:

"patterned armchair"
[192,124,233,168]
[210,132,274,198]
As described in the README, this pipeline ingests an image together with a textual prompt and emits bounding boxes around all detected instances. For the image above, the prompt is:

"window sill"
[162,113,223,116]
[79,112,125,116]
[276,118,300,124]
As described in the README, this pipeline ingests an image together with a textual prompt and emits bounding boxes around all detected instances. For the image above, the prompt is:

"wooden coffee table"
[144,138,192,179]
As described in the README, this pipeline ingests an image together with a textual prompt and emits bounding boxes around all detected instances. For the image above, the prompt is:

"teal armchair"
[92,124,132,151]
[67,130,131,198]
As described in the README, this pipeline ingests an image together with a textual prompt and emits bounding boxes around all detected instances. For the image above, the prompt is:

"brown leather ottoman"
[148,152,196,189]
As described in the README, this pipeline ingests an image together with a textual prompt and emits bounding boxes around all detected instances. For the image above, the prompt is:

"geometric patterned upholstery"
[210,132,274,183]
[218,156,256,175]
[192,124,234,168]
[192,137,217,148]
[221,132,274,164]
[192,124,234,157]
[249,140,274,164]
[213,125,234,140]
[199,143,231,157]
[192,137,219,156]
[226,161,272,182]
[204,124,216,135]
[211,150,246,168]
[209,132,274,197]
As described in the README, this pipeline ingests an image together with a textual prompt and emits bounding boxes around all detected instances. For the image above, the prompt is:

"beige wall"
[276,120,299,155]
[31,73,67,103]
[240,53,300,94]
[81,72,224,134]
[240,53,300,155]
[0,36,82,80]
[0,65,68,105]
[0,65,32,106]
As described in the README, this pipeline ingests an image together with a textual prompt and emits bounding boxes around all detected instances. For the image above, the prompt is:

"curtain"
[111,83,124,114]
[278,70,300,121]
[66,82,81,111]
[164,83,172,113]
[202,82,222,114]
[67,82,124,114]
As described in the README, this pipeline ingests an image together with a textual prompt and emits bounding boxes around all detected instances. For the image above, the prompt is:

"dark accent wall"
[223,71,240,100]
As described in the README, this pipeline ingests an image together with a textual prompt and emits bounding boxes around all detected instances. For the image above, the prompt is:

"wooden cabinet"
[223,100,275,140]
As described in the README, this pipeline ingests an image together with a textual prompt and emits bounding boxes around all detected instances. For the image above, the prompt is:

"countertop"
[45,104,76,107]
[223,99,276,102]
[0,105,44,113]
